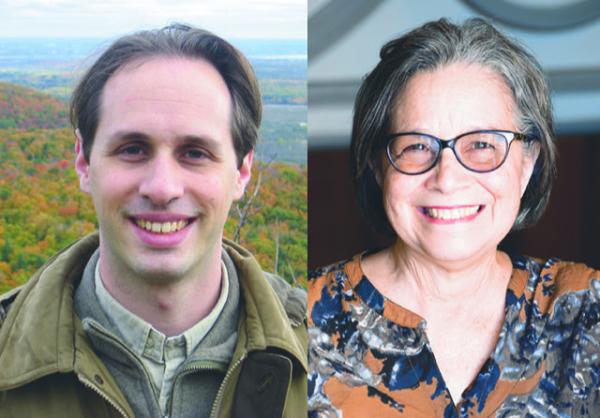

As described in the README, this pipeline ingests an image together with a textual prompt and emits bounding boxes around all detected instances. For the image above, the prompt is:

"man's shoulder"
[221,238,306,325]
[262,272,306,327]
[0,234,100,331]
[0,286,22,329]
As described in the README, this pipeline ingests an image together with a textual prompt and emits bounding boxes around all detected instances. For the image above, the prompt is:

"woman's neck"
[362,240,513,318]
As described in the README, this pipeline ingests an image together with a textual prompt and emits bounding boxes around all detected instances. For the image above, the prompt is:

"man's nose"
[138,154,184,205]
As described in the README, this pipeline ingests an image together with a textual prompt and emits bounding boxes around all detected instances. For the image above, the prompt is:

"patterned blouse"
[308,253,600,417]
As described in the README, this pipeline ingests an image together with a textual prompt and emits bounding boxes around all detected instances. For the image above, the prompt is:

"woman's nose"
[425,148,471,193]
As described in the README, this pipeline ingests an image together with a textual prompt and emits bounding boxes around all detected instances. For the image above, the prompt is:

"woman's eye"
[404,143,430,153]
[471,141,495,150]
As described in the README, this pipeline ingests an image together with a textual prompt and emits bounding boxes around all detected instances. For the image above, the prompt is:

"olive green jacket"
[0,234,307,418]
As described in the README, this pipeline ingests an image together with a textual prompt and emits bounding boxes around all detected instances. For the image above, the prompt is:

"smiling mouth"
[133,218,192,234]
[421,205,483,221]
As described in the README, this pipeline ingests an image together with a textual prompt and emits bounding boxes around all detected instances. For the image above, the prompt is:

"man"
[0,24,306,418]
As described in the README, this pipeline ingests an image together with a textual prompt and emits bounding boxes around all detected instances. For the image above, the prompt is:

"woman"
[308,18,600,417]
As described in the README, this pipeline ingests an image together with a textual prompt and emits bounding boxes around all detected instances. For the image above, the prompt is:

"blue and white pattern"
[308,254,600,417]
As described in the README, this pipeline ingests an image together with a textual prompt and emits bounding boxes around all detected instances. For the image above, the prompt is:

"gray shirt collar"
[74,247,241,414]
[93,258,230,361]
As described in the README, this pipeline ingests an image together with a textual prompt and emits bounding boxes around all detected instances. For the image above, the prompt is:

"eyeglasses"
[385,129,528,175]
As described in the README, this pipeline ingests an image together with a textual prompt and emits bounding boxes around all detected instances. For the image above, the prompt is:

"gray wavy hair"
[351,17,556,237]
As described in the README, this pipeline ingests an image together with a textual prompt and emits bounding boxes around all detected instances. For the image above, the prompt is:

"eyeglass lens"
[388,131,509,174]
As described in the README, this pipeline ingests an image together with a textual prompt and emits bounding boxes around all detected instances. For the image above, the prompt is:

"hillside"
[0,82,69,129]
[0,128,306,292]
[0,76,306,291]
[0,82,306,163]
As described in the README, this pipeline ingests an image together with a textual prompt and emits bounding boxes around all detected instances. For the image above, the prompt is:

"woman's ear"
[369,160,383,187]
[520,142,540,197]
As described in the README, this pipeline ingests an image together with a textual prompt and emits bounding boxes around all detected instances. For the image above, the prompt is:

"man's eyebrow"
[177,135,222,150]
[107,131,151,145]
[106,132,222,149]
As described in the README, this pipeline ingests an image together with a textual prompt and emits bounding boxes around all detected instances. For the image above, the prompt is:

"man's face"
[75,56,252,284]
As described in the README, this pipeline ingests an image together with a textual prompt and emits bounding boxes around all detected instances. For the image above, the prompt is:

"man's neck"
[97,246,224,336]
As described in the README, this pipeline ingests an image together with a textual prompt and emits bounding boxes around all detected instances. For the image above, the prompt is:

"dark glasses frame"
[385,129,528,175]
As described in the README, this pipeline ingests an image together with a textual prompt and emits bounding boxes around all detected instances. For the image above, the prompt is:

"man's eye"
[181,148,208,161]
[118,144,146,159]
[122,145,144,154]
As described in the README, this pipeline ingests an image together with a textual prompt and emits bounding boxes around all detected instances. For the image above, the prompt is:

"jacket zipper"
[166,359,227,416]
[209,354,246,418]
[84,320,161,399]
[83,320,163,413]
[77,374,130,418]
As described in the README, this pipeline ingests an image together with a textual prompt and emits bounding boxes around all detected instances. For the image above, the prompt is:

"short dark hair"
[351,18,556,237]
[70,23,261,167]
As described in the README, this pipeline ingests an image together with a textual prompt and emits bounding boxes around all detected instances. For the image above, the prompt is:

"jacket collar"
[222,238,307,372]
[0,234,99,389]
[0,233,306,389]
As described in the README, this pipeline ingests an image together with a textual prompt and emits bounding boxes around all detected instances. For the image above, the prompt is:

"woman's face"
[381,62,538,266]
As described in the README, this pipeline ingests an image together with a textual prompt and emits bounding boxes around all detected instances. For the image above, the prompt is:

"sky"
[0,0,307,39]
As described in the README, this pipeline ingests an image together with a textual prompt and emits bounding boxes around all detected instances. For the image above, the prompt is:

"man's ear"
[520,142,540,197]
[74,129,91,194]
[234,149,254,200]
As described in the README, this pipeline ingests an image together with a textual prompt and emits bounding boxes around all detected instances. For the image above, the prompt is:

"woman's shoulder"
[518,255,599,290]
[308,254,364,289]
[514,254,600,314]
[307,254,366,324]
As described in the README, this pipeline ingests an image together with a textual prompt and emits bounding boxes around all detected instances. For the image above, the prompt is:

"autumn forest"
[0,39,307,292]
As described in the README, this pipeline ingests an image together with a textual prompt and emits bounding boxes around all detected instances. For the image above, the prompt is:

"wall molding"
[463,0,600,31]
[308,0,385,60]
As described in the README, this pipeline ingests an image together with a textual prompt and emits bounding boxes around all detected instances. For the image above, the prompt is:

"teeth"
[135,219,189,233]
[425,206,480,220]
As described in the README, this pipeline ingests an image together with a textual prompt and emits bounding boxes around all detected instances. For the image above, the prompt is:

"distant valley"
[0,37,307,163]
